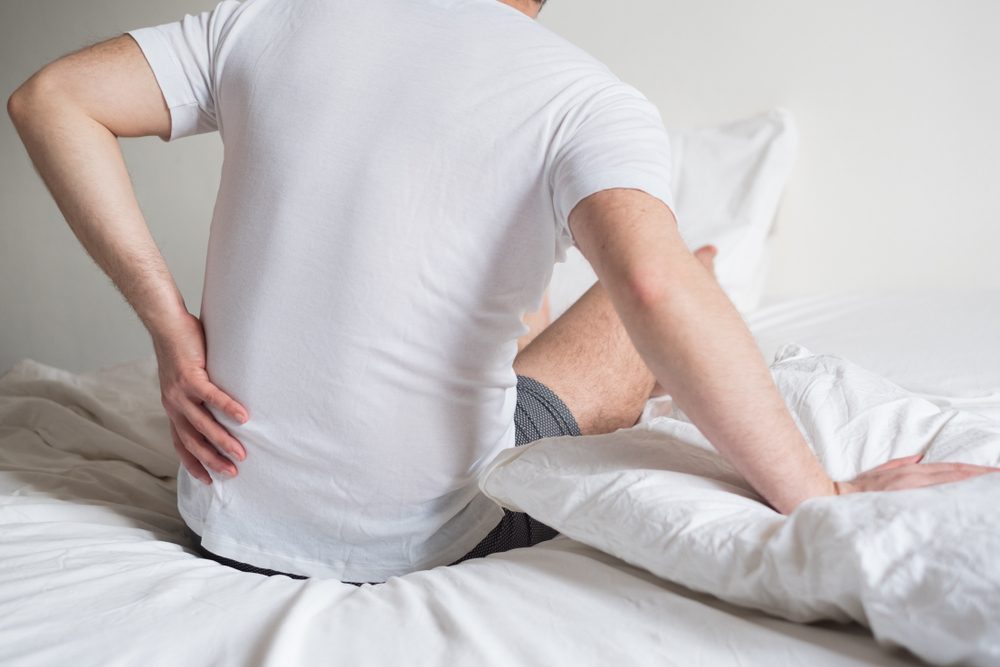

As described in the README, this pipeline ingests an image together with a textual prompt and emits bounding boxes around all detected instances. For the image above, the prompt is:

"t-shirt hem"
[182,497,507,583]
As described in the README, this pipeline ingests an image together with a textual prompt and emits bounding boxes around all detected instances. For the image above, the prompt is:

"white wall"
[2,0,222,375]
[548,0,1000,300]
[3,0,998,374]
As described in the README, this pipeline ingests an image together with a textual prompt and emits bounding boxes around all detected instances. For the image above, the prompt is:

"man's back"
[126,0,674,582]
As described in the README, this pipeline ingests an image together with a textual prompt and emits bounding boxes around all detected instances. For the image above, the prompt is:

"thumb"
[871,453,924,472]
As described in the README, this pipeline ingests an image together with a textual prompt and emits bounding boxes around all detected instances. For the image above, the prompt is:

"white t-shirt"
[127,0,674,583]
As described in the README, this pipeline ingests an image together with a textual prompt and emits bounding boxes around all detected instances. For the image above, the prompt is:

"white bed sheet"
[2,289,995,666]
[750,289,1000,418]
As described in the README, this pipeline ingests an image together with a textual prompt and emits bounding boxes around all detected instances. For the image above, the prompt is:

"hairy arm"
[569,188,997,514]
[569,188,833,513]
[7,35,183,336]
[8,34,248,482]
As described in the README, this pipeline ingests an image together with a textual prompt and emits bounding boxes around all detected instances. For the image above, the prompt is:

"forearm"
[8,78,188,342]
[612,234,835,514]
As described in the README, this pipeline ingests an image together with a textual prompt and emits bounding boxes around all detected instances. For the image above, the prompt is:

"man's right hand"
[153,311,249,485]
[835,454,1000,496]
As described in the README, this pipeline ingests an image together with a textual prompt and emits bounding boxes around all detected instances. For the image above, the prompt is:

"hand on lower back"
[153,311,249,485]
[834,454,1000,495]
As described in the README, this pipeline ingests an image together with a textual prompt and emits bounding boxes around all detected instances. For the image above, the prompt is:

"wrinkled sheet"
[749,289,1000,422]
[0,354,916,666]
[480,343,1000,666]
[5,288,994,666]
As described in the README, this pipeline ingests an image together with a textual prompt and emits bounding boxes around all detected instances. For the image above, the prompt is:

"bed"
[2,288,997,666]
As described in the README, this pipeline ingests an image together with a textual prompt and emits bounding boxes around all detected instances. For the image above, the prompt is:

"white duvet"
[480,344,1000,667]
[1,350,916,667]
[2,290,997,666]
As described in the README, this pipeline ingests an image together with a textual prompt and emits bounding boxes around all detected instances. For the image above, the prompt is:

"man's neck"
[496,0,541,20]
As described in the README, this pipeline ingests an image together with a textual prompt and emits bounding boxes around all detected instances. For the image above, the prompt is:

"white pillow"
[547,107,798,318]
[478,344,1000,666]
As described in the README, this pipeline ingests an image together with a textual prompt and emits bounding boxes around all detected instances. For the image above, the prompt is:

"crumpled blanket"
[480,344,1000,666]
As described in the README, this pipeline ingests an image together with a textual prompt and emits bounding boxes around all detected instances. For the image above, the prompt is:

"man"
[9,0,995,585]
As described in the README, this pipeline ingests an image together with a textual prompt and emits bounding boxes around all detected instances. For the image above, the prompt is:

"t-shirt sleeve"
[125,0,243,142]
[548,79,675,249]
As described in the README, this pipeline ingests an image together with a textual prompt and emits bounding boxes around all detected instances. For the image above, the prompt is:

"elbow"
[7,86,28,125]
[622,243,719,310]
[624,267,670,311]
[7,69,61,126]
[7,80,39,127]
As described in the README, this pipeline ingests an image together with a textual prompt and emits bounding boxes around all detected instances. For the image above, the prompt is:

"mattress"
[1,289,996,666]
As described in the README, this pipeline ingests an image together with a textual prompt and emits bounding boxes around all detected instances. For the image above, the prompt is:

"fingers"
[852,461,1000,493]
[171,422,212,485]
[174,416,239,478]
[870,453,924,472]
[917,462,1000,478]
[182,400,247,462]
[193,378,249,424]
[693,245,717,271]
[161,372,249,480]
[890,466,993,491]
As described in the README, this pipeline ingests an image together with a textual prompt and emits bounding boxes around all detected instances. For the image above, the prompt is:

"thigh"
[512,280,656,437]
[450,374,582,565]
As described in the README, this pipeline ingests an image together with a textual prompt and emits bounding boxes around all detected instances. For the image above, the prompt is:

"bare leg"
[513,245,718,436]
